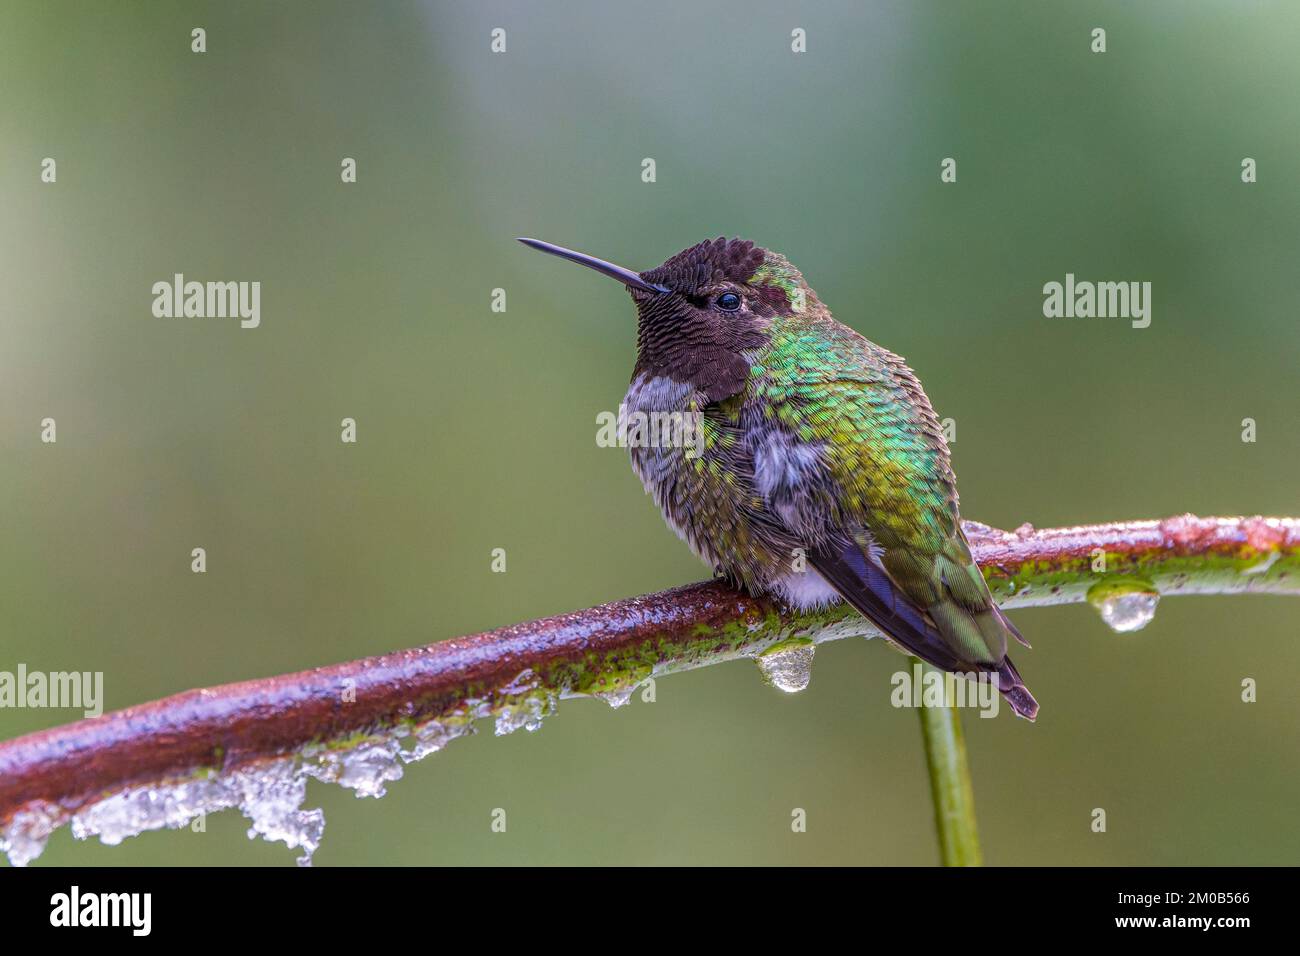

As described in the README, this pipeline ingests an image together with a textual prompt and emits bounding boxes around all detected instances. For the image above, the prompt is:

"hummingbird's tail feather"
[994,603,1032,649]
[995,656,1039,721]
[808,538,1040,721]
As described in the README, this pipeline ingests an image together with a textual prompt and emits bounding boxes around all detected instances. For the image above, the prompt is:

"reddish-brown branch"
[1,514,1297,834]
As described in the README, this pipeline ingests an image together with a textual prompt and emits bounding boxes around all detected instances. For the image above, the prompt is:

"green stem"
[915,659,982,866]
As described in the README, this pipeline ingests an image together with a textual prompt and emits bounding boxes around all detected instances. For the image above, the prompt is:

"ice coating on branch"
[5,512,1294,869]
[492,668,558,734]
[1,801,62,868]
[594,685,637,708]
[0,717,473,867]
[65,757,325,866]
[0,664,582,868]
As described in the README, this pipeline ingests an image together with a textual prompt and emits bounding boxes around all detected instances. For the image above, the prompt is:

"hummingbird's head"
[518,236,815,402]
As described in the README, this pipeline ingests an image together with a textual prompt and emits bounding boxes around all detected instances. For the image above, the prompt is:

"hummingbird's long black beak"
[517,238,669,295]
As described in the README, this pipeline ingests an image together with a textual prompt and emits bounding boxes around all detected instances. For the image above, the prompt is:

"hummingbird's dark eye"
[716,292,742,312]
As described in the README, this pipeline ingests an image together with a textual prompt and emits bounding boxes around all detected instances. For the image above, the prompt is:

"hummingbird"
[519,236,1038,720]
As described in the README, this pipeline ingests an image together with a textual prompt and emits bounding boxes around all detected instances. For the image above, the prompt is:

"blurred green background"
[2,0,1297,866]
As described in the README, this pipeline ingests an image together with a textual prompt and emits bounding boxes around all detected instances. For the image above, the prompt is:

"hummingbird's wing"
[757,329,1037,719]
[806,532,1037,720]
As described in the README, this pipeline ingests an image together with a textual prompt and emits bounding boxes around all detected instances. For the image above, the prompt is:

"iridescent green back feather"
[745,256,1009,667]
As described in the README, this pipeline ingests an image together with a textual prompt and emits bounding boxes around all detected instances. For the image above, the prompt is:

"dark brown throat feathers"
[631,237,779,403]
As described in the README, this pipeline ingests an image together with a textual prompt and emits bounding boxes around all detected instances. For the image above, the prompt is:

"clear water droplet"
[1089,582,1160,633]
[594,686,636,709]
[1097,590,1159,632]
[756,640,815,693]
[494,692,554,735]
[491,669,557,735]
